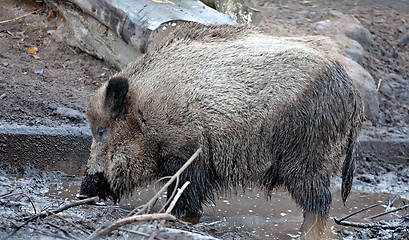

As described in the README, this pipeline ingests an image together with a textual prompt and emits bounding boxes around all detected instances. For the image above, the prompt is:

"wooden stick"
[129,148,202,216]
[334,203,378,223]
[0,192,38,214]
[86,213,176,240]
[47,211,91,235]
[25,196,98,221]
[6,196,98,239]
[149,181,191,240]
[0,217,19,228]
[367,203,409,220]
[166,181,190,214]
[47,222,81,240]
[335,220,401,229]
[0,8,43,24]
[118,228,151,238]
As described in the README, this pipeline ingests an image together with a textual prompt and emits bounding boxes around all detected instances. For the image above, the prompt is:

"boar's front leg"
[158,154,217,222]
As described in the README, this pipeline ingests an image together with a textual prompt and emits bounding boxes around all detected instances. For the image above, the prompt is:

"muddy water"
[45,176,406,240]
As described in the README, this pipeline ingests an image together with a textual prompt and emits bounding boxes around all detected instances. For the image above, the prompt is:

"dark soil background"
[1,0,409,239]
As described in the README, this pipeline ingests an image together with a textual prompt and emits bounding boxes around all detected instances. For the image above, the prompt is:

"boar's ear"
[104,77,129,119]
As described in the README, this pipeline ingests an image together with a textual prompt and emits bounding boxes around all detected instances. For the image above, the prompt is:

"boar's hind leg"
[285,172,331,235]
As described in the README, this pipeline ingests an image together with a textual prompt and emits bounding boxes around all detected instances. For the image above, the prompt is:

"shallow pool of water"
[44,176,407,240]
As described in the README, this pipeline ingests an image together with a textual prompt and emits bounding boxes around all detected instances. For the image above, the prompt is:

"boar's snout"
[79,170,119,203]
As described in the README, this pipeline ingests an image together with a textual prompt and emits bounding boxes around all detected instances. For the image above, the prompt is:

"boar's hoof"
[181,211,203,224]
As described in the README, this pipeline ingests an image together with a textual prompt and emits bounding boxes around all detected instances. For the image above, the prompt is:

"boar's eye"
[95,127,108,142]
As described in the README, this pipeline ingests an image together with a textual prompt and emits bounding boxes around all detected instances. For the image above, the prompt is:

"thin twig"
[118,227,151,237]
[26,225,72,240]
[166,181,190,214]
[334,203,378,223]
[129,148,202,216]
[367,203,409,220]
[0,217,19,228]
[47,222,81,240]
[0,8,43,24]
[335,220,401,229]
[25,196,98,221]
[86,213,176,240]
[48,211,91,235]
[0,192,38,214]
[149,181,191,240]
[6,197,98,239]
[157,175,180,214]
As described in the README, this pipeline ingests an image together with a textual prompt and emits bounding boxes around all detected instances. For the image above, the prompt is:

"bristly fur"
[104,77,129,119]
[81,23,364,233]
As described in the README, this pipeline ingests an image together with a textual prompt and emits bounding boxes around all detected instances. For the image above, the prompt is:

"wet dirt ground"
[1,161,408,239]
[1,0,409,239]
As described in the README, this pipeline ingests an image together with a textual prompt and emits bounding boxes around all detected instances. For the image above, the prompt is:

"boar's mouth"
[79,171,120,203]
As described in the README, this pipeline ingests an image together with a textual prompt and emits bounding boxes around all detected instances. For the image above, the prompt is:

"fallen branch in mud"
[6,196,98,239]
[86,213,176,240]
[367,203,409,220]
[335,203,378,223]
[149,181,191,240]
[0,217,18,228]
[24,196,99,221]
[47,222,81,240]
[48,211,91,235]
[0,192,38,214]
[335,200,409,230]
[128,147,202,216]
[335,220,403,229]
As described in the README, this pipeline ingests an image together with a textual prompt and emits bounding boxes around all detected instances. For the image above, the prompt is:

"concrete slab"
[45,0,234,69]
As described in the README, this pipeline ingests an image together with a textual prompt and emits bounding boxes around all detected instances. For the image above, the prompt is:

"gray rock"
[378,79,394,98]
[44,0,234,69]
[398,32,409,47]
[2,62,9,67]
[54,107,86,122]
[328,10,344,18]
[345,25,373,46]
[342,57,379,120]
[343,48,364,64]
[397,90,409,104]
[314,20,332,31]
[306,11,317,19]
[352,40,364,52]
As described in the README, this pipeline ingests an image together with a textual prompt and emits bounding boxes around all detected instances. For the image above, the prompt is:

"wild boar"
[80,23,363,236]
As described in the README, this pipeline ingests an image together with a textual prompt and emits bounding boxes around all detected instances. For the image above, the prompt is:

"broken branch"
[0,192,38,214]
[149,181,191,240]
[129,148,202,216]
[25,196,98,221]
[334,203,378,223]
[367,203,409,220]
[87,213,176,240]
[335,220,401,229]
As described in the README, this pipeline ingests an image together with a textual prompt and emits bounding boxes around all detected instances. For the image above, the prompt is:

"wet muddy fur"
[80,23,363,235]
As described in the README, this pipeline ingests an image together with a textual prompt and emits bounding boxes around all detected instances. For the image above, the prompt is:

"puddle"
[42,175,407,240]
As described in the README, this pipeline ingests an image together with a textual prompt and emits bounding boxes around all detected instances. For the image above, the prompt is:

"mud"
[1,0,409,239]
[1,160,408,239]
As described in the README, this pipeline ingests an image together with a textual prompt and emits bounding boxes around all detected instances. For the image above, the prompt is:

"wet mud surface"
[1,160,408,239]
[1,0,409,239]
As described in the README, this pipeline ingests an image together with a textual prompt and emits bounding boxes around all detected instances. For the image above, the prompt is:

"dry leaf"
[27,46,38,54]
[28,54,40,60]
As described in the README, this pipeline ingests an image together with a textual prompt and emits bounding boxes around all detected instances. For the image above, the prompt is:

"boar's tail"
[341,131,357,206]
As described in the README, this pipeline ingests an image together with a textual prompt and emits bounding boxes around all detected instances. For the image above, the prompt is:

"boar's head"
[80,77,157,202]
